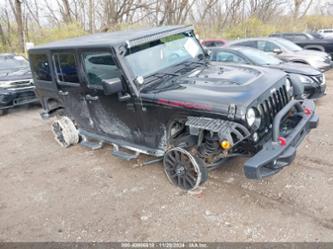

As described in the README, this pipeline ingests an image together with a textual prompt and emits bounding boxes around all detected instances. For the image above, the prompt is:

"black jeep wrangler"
[0,53,38,115]
[28,26,318,190]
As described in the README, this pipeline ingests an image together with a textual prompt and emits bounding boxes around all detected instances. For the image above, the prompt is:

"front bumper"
[244,99,318,179]
[0,87,38,110]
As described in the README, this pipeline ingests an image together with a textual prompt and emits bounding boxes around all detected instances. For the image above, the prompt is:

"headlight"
[246,108,261,128]
[0,81,12,88]
[296,75,314,84]
[285,78,294,97]
[311,56,326,63]
[285,78,292,91]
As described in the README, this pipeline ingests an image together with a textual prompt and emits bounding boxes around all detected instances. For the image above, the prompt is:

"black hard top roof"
[29,25,192,51]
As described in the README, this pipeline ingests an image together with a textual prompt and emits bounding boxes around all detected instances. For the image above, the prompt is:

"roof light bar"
[126,25,193,48]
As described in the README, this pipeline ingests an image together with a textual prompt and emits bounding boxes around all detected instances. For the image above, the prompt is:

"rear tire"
[51,116,79,148]
[163,147,208,190]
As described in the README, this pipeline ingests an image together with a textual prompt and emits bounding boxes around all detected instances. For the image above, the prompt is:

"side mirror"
[272,48,282,54]
[102,78,123,95]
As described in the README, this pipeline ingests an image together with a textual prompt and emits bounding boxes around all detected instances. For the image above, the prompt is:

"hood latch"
[228,104,236,120]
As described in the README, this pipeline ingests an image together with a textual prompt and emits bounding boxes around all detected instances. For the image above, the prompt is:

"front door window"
[82,51,122,90]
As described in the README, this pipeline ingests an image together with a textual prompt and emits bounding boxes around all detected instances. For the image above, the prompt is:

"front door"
[79,50,142,144]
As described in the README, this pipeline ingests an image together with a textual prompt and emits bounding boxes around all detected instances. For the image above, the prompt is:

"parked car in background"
[318,29,333,39]
[201,38,227,48]
[0,53,38,115]
[270,32,333,58]
[28,25,318,190]
[209,46,326,99]
[309,32,325,39]
[229,37,333,72]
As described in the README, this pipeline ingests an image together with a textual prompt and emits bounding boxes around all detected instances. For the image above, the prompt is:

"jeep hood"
[142,63,286,117]
[0,67,32,82]
[267,62,320,76]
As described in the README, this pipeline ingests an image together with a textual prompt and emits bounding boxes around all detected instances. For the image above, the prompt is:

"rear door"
[51,50,92,131]
[29,51,56,92]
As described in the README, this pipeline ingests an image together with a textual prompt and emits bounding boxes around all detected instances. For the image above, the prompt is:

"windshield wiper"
[140,72,179,90]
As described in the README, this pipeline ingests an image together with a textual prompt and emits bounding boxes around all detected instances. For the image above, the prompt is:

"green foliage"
[223,17,276,39]
[32,22,86,45]
[196,15,333,41]
[0,22,86,54]
[2,15,333,54]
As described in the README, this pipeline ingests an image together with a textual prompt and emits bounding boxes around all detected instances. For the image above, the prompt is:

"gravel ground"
[0,71,333,242]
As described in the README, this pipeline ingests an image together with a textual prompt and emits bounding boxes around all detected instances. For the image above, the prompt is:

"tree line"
[0,0,332,53]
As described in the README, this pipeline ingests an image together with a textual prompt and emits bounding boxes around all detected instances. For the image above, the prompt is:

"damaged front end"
[182,98,318,181]
[185,116,251,169]
[244,99,318,179]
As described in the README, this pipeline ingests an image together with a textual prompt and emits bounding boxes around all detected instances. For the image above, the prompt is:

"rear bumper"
[244,99,318,179]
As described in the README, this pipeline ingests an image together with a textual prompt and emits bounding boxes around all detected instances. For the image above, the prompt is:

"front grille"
[312,74,325,85]
[258,85,290,129]
[9,80,32,87]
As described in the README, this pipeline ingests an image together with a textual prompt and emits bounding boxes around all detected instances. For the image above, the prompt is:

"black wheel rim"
[164,148,201,190]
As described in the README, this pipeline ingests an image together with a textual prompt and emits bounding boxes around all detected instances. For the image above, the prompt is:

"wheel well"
[46,98,61,108]
[44,97,64,116]
[166,118,190,147]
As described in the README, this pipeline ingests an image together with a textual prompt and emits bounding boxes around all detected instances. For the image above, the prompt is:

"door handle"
[58,90,69,96]
[86,94,99,101]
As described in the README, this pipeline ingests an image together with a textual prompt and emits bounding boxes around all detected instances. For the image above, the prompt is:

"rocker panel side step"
[80,137,104,150]
[112,144,140,160]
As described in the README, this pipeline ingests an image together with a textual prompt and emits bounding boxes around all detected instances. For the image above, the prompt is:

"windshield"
[125,33,204,79]
[275,39,302,52]
[0,55,29,70]
[241,48,282,65]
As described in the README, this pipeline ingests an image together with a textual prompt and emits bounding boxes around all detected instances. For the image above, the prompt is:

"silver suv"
[229,37,332,72]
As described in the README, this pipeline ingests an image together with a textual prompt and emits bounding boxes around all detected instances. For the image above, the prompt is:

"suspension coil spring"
[199,137,220,158]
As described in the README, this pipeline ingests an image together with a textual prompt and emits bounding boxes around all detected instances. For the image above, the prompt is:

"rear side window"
[257,41,280,52]
[214,41,225,47]
[284,34,308,41]
[82,51,121,89]
[293,34,308,40]
[211,51,245,63]
[233,41,257,48]
[53,53,79,83]
[202,41,215,47]
[30,54,52,81]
